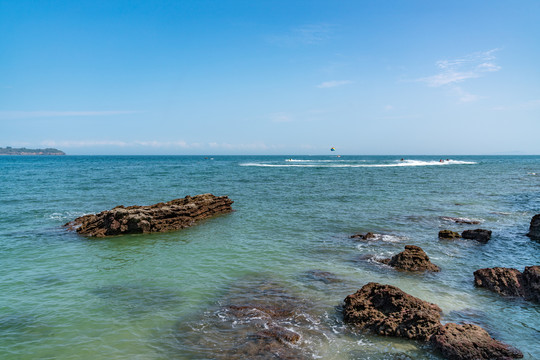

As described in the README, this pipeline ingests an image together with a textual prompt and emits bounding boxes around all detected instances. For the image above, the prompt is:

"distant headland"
[0,146,66,155]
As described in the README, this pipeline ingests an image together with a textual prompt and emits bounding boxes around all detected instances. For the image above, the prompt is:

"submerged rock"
[343,282,442,340]
[461,229,492,243]
[438,230,461,239]
[379,245,440,272]
[430,323,523,360]
[527,214,540,240]
[64,194,233,237]
[473,266,540,302]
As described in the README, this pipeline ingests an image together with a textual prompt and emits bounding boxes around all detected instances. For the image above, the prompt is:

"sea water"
[0,155,539,359]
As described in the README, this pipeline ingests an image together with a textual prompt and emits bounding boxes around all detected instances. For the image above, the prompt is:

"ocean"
[0,155,539,359]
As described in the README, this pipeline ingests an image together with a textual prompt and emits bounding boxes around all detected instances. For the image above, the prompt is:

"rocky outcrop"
[350,232,376,240]
[65,194,233,237]
[527,214,540,240]
[379,245,440,272]
[522,266,540,302]
[438,230,461,239]
[461,229,492,243]
[343,282,442,340]
[474,266,539,302]
[430,323,523,360]
[344,283,523,359]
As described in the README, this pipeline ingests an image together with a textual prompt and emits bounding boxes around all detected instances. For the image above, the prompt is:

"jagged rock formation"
[430,323,523,360]
[461,229,492,243]
[474,266,540,302]
[438,230,461,239]
[64,194,233,237]
[379,245,440,272]
[343,282,442,340]
[343,282,523,359]
[527,214,540,240]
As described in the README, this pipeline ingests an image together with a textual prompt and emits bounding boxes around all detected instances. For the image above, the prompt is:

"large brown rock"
[380,245,440,272]
[527,214,540,240]
[430,323,523,360]
[461,229,492,243]
[474,266,540,302]
[343,282,442,340]
[65,193,233,237]
[474,267,525,297]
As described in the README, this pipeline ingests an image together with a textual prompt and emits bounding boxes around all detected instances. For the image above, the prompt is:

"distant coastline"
[0,146,66,155]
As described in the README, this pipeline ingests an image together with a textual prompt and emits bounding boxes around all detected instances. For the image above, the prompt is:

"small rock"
[350,232,376,240]
[380,245,440,272]
[430,323,523,360]
[461,229,492,243]
[527,214,540,240]
[343,282,442,341]
[438,230,461,239]
[522,266,540,302]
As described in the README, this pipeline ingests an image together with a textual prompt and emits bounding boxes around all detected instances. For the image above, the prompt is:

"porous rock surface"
[527,214,540,240]
[380,245,440,272]
[461,229,492,243]
[343,282,442,340]
[430,323,523,360]
[343,283,523,359]
[65,193,233,237]
[438,230,461,239]
[474,266,540,302]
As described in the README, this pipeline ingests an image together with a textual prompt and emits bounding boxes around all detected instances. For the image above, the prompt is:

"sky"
[1,0,539,155]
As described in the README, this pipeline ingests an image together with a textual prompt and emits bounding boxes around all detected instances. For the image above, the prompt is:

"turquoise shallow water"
[0,155,539,359]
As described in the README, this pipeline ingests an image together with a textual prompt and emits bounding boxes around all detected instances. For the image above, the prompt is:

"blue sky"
[1,0,539,155]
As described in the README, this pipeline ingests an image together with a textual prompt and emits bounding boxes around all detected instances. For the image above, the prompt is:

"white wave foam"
[240,159,477,168]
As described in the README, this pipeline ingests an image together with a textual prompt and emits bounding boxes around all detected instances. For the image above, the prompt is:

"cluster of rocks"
[474,266,540,302]
[438,228,492,243]
[343,282,523,359]
[64,194,233,237]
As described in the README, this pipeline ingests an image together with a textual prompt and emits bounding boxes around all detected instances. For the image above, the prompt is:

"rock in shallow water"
[379,245,440,272]
[527,214,540,240]
[430,323,523,360]
[474,266,540,302]
[343,282,442,341]
[461,229,492,243]
[438,230,461,239]
[64,193,233,237]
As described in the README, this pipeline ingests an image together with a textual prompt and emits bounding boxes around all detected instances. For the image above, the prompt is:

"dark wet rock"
[379,245,440,272]
[474,268,525,297]
[527,214,540,240]
[343,282,442,340]
[474,266,540,302]
[461,229,492,243]
[441,216,481,224]
[350,232,377,240]
[303,270,342,284]
[430,323,523,360]
[438,230,461,239]
[522,266,540,302]
[64,193,233,237]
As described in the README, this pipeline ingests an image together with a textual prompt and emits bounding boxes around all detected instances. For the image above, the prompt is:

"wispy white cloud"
[419,49,501,87]
[269,112,294,123]
[317,80,353,88]
[0,110,139,120]
[451,86,481,103]
[267,24,333,46]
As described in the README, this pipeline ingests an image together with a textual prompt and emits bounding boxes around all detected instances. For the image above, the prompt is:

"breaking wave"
[241,159,477,168]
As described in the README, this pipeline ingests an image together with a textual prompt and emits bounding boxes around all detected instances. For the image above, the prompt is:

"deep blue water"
[0,155,539,359]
